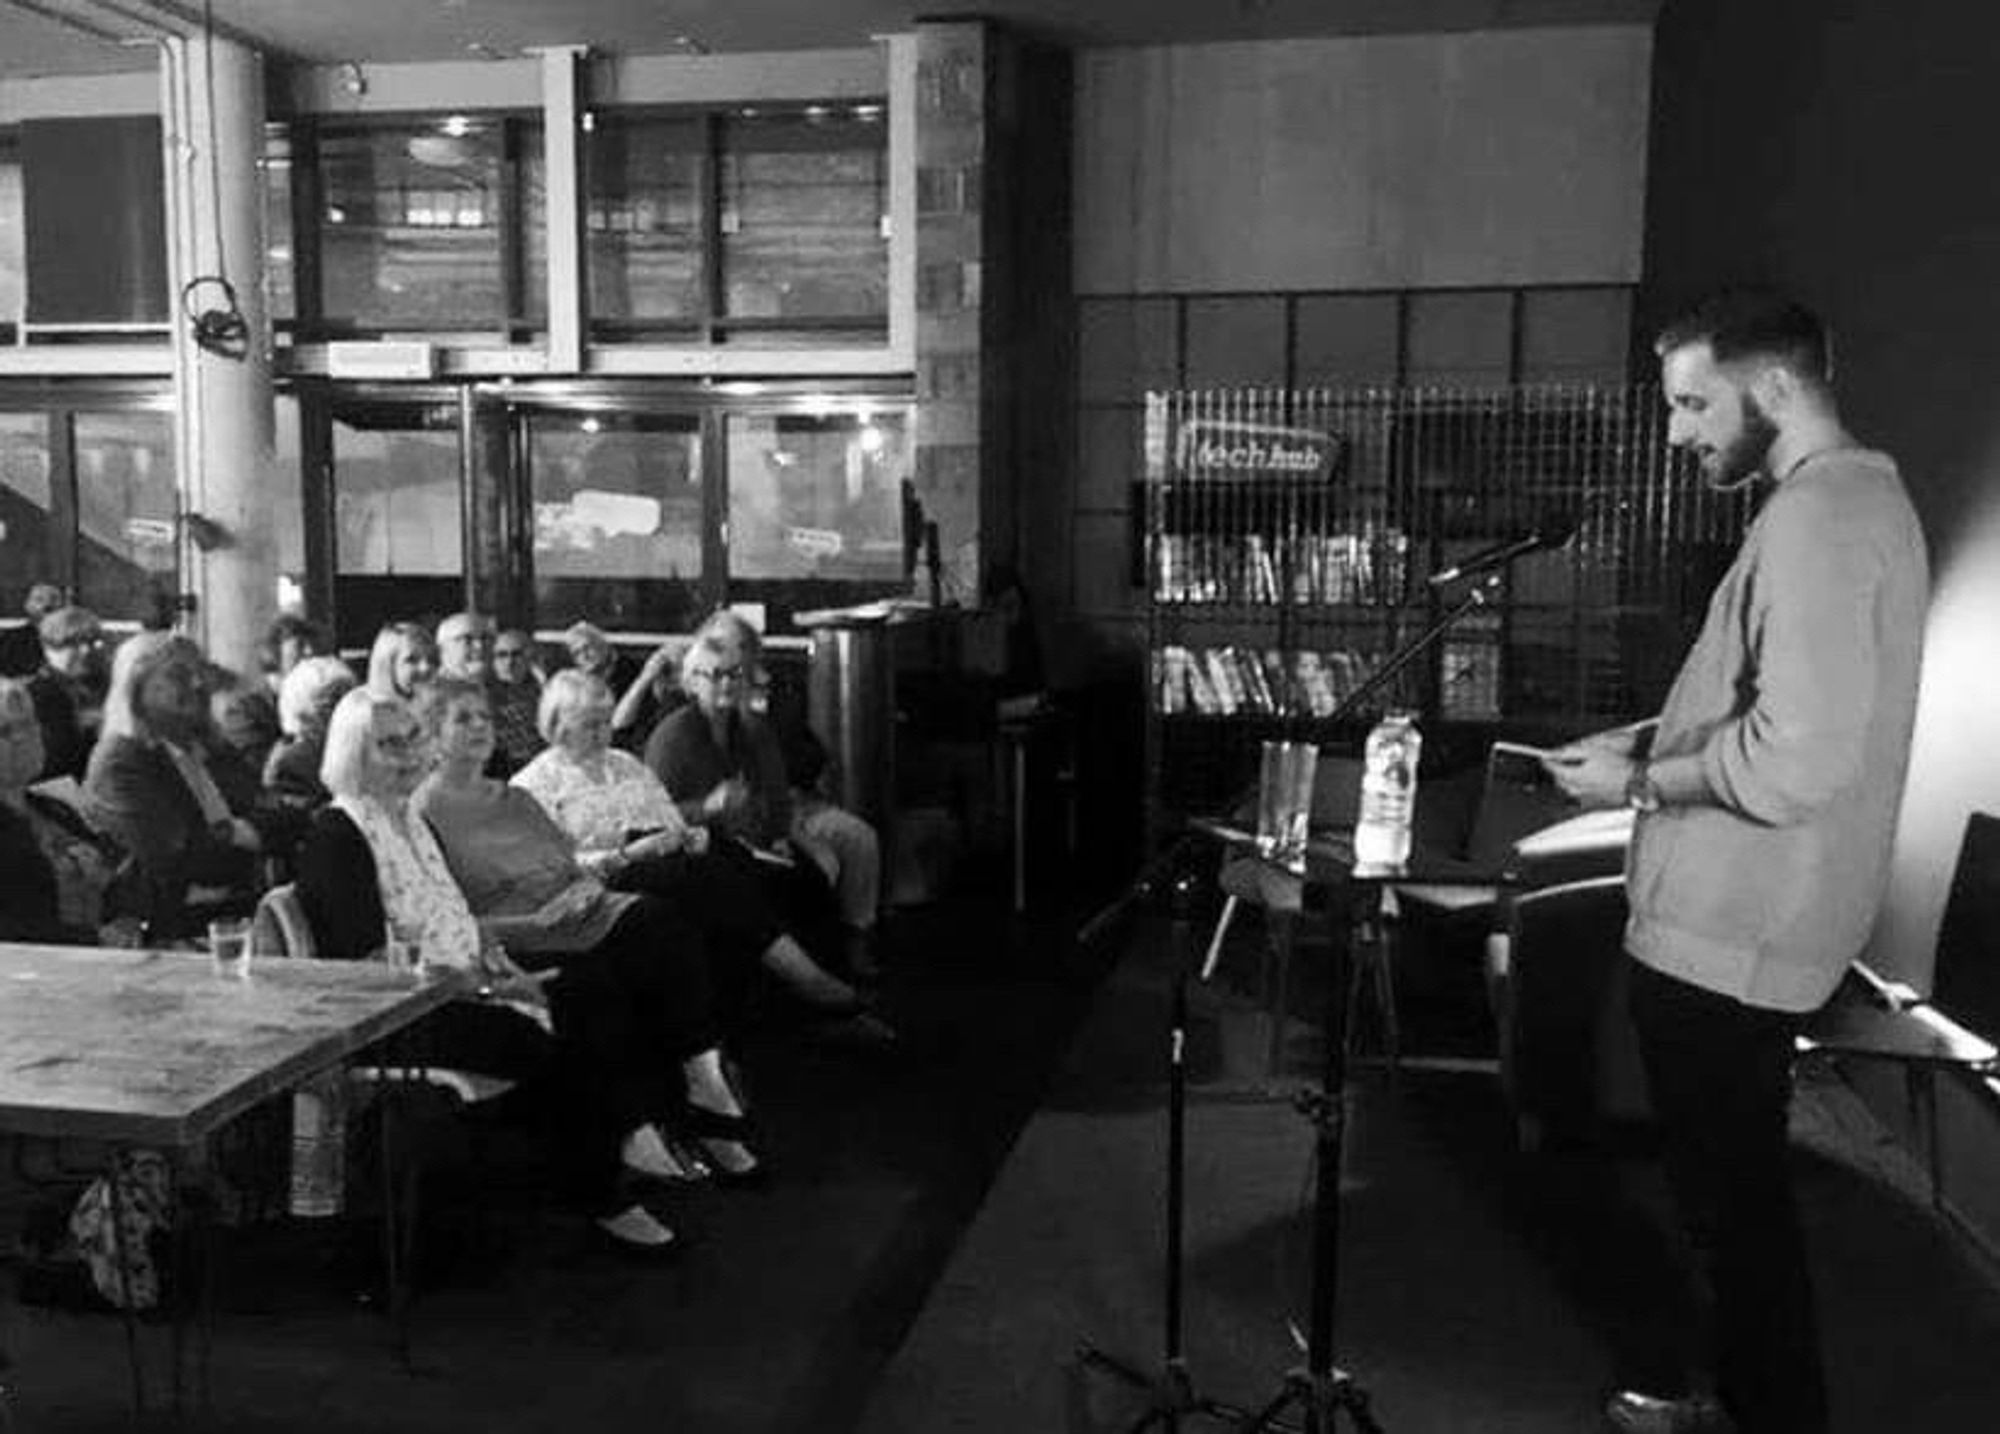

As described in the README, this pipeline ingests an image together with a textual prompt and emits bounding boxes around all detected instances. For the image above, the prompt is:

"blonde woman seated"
[410,676,760,1182]
[295,688,699,1252]
[511,670,883,1030]
[365,621,439,702]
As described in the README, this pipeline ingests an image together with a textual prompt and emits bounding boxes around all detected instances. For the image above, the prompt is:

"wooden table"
[0,942,458,1418]
[0,943,456,1148]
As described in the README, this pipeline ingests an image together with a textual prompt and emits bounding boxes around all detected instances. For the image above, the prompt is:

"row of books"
[1153,643,1389,717]
[1152,531,1411,605]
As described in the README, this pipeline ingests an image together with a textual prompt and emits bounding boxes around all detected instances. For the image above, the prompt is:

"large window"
[73,412,177,618]
[586,116,706,335]
[723,406,910,630]
[277,101,886,347]
[0,413,53,610]
[332,408,463,575]
[302,117,544,338]
[725,410,905,582]
[584,103,888,345]
[0,395,179,625]
[717,109,887,340]
[529,410,705,631]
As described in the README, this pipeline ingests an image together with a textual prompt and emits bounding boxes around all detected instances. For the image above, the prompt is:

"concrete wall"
[1642,0,2000,1259]
[1074,26,1653,296]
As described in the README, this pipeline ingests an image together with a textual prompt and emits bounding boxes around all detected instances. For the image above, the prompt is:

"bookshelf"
[1139,384,1749,835]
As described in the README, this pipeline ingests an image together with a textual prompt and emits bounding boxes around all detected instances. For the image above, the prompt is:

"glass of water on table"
[207,916,253,980]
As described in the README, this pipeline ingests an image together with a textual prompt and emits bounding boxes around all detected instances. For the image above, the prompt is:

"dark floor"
[0,894,1110,1434]
[867,901,2000,1434]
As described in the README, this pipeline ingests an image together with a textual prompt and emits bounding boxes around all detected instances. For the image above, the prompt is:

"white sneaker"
[1604,1391,1734,1433]
[621,1124,688,1181]
[594,1205,676,1251]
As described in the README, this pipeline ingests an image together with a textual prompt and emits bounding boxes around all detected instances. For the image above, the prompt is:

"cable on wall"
[176,0,246,360]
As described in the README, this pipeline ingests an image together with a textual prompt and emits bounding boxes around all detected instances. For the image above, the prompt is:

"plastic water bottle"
[1354,710,1421,867]
[289,1077,347,1219]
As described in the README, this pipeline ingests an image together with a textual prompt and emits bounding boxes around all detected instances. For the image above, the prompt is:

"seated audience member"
[562,621,637,700]
[295,687,688,1252]
[265,655,358,809]
[412,676,761,1182]
[259,612,331,695]
[365,621,439,703]
[610,640,687,752]
[83,633,263,941]
[0,676,139,944]
[27,605,109,782]
[780,719,884,978]
[210,677,282,784]
[0,582,63,678]
[646,612,857,972]
[512,670,880,1024]
[489,627,546,774]
[436,611,496,683]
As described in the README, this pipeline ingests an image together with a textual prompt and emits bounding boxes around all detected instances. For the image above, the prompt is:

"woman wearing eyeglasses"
[643,612,859,984]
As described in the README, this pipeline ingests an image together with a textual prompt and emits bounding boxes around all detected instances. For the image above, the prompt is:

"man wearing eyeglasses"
[0,583,63,678]
[28,605,109,782]
[488,627,546,776]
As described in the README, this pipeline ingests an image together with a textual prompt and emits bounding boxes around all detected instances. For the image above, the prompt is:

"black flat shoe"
[591,1205,684,1260]
[681,1103,755,1142]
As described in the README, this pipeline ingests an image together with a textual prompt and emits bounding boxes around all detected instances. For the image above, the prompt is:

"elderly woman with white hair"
[511,669,882,1028]
[294,687,692,1253]
[83,632,265,941]
[562,620,638,700]
[264,655,359,809]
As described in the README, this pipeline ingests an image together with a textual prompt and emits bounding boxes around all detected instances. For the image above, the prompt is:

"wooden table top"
[0,943,458,1148]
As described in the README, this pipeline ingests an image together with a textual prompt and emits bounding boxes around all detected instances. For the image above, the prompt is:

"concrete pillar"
[160,33,278,676]
[911,20,995,605]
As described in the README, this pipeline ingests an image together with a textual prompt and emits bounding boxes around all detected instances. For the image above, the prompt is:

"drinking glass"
[207,916,253,980]
[1256,739,1320,873]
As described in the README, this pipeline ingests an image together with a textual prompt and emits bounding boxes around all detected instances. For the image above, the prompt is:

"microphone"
[1426,522,1578,588]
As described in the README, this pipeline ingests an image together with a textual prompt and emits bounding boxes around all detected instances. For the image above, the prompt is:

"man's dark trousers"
[1628,957,1828,1434]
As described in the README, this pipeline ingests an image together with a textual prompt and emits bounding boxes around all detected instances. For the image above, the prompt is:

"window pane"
[0,144,21,341]
[332,410,462,575]
[717,108,887,328]
[586,116,704,332]
[520,147,547,326]
[74,411,177,620]
[725,411,906,582]
[317,120,534,332]
[530,412,703,630]
[0,413,54,609]
[263,127,295,325]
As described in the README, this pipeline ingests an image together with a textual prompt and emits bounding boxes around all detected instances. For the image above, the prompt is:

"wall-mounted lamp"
[339,62,367,97]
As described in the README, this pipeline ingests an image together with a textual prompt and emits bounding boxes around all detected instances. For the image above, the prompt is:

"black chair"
[1796,812,2000,1209]
[1492,873,1652,1151]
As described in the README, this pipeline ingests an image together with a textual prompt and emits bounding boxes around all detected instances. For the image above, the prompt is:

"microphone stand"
[1074,571,1508,1433]
[1233,569,1506,1434]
